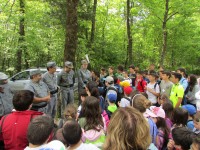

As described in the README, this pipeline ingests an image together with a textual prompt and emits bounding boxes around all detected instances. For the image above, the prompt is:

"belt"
[62,84,73,88]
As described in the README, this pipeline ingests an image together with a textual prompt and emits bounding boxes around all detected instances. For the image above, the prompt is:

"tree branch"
[1,0,11,10]
[166,11,178,21]
[6,0,16,23]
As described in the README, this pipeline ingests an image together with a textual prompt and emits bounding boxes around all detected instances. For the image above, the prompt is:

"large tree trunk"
[64,0,79,63]
[90,0,97,44]
[160,0,169,66]
[127,0,133,65]
[16,0,25,72]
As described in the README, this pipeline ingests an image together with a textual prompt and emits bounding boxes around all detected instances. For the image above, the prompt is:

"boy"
[182,104,196,130]
[146,73,160,105]
[170,72,184,108]
[119,86,133,107]
[106,93,117,119]
[122,70,132,86]
[160,71,173,98]
[136,71,147,93]
[128,65,136,88]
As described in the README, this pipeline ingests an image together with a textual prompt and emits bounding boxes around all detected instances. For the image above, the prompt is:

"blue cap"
[182,104,196,115]
[107,93,117,103]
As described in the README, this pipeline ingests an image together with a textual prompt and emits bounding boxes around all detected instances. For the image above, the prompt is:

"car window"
[13,71,30,80]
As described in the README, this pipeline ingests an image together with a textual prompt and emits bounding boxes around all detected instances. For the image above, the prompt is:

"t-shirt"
[160,80,173,97]
[146,82,160,104]
[120,97,131,107]
[170,83,184,107]
[24,140,65,150]
[66,143,100,150]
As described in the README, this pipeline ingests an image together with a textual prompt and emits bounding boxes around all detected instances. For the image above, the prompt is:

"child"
[105,93,117,119]
[182,104,196,130]
[146,73,160,106]
[159,94,171,107]
[193,112,200,134]
[122,70,132,86]
[145,107,169,150]
[79,96,106,148]
[136,71,147,93]
[119,86,133,107]
[77,89,88,118]
[162,102,174,129]
[58,104,77,128]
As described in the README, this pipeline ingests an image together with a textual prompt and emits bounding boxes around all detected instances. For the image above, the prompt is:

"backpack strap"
[123,97,132,106]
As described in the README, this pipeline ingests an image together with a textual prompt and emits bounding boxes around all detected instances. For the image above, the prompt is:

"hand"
[44,95,51,102]
[167,139,175,150]
[147,87,153,93]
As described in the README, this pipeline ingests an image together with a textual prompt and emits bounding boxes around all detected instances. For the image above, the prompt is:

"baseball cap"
[65,61,73,69]
[104,76,114,84]
[47,62,57,68]
[119,81,131,87]
[107,93,117,103]
[182,104,196,115]
[145,106,165,118]
[0,72,8,80]
[124,86,132,95]
[30,69,41,76]
[81,60,88,65]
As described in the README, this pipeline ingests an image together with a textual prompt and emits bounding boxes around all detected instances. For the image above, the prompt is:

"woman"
[103,107,151,150]
[186,74,200,107]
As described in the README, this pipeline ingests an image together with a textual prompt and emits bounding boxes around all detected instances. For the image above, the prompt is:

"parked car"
[8,68,61,92]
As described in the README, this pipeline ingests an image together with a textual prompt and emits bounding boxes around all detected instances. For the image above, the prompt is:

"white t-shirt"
[24,140,65,150]
[67,143,100,150]
[120,97,131,107]
[146,83,160,104]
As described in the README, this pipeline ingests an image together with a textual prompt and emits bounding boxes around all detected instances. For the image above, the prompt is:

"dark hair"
[113,76,118,84]
[193,135,200,149]
[188,74,197,92]
[123,70,128,74]
[101,68,106,72]
[156,117,169,148]
[160,94,170,104]
[162,71,171,78]
[62,120,82,145]
[162,102,174,120]
[129,65,135,69]
[79,89,88,97]
[172,127,196,150]
[13,90,34,111]
[86,81,100,98]
[54,128,68,146]
[173,108,188,126]
[81,96,103,131]
[93,70,100,78]
[177,68,186,75]
[117,65,124,72]
[171,72,182,81]
[109,66,114,70]
[27,115,54,145]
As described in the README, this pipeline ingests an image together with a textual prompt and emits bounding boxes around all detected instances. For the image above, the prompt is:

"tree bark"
[64,0,79,63]
[90,0,97,44]
[160,0,169,66]
[16,0,25,72]
[127,0,133,65]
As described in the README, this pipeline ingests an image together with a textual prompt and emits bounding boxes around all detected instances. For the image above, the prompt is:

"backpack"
[123,97,132,106]
[148,118,157,145]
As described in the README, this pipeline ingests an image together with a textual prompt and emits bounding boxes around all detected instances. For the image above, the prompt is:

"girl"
[79,96,106,148]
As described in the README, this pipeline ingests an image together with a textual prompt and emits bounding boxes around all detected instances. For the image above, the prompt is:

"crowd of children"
[0,64,200,150]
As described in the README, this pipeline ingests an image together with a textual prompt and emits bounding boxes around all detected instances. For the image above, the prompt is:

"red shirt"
[0,110,43,150]
[136,79,147,92]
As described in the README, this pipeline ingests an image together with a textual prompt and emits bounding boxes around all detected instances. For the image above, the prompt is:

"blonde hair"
[63,104,77,119]
[103,107,151,150]
[132,94,151,113]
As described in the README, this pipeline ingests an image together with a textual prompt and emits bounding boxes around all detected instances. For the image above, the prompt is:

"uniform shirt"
[57,70,75,87]
[78,68,91,89]
[42,72,57,92]
[170,83,184,107]
[146,82,160,104]
[180,77,188,91]
[160,80,173,97]
[0,84,13,116]
[24,80,49,98]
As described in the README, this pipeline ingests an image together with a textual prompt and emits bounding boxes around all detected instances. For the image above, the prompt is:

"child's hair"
[162,102,174,120]
[172,127,196,150]
[79,89,88,97]
[194,112,200,122]
[86,81,100,98]
[81,96,103,131]
[132,94,151,113]
[160,94,170,104]
[63,104,77,120]
[173,108,188,126]
[103,107,151,150]
[156,117,170,148]
[193,135,200,150]
[188,74,197,92]
[140,92,148,99]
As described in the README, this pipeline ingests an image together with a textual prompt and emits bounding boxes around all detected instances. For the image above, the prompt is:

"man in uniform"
[24,69,50,113]
[42,62,58,118]
[0,72,13,119]
[57,61,75,114]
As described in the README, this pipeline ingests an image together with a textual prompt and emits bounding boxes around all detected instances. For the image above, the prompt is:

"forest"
[0,0,200,75]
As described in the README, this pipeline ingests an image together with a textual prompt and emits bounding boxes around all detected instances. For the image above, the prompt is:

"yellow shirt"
[170,83,184,107]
